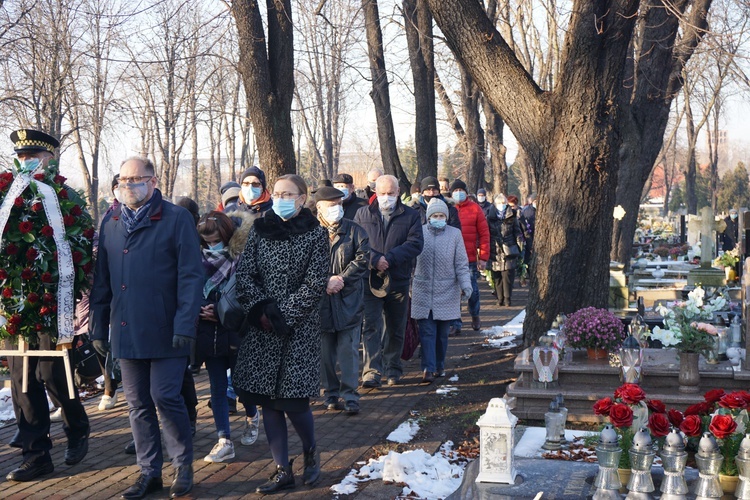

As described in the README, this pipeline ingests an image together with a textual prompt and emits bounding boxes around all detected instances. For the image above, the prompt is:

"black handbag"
[73,335,101,380]
[216,274,252,333]
[502,243,520,259]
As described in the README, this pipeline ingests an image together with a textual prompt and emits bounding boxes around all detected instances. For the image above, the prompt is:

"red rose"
[58,188,69,200]
[18,220,33,233]
[41,272,53,283]
[739,391,750,406]
[39,306,52,316]
[35,323,43,331]
[63,215,75,226]
[20,268,33,280]
[34,173,45,180]
[718,392,749,410]
[646,399,666,414]
[668,409,684,427]
[609,403,634,428]
[6,324,17,335]
[72,251,83,263]
[2,288,13,298]
[26,247,38,261]
[709,414,738,439]
[41,225,54,237]
[8,314,21,325]
[593,397,613,416]
[14,197,23,207]
[679,415,703,437]
[54,175,67,185]
[0,179,8,190]
[27,292,39,303]
[704,389,725,404]
[31,202,43,212]
[0,269,7,280]
[83,261,93,274]
[685,402,711,416]
[648,412,670,437]
[0,172,13,182]
[70,205,83,216]
[83,228,95,239]
[42,292,55,303]
[615,384,646,404]
[5,243,19,255]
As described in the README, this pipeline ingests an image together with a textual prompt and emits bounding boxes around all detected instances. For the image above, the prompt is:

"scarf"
[120,199,154,233]
[317,216,340,241]
[202,248,235,299]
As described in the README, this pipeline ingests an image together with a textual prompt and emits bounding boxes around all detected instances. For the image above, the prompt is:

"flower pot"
[678,352,700,393]
[725,266,737,282]
[617,468,631,492]
[586,347,607,360]
[718,473,738,495]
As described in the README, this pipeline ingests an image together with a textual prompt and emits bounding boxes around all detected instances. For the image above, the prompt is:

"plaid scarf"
[202,248,235,299]
[120,200,154,233]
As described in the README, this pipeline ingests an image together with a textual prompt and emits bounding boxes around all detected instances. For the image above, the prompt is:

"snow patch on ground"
[481,309,524,349]
[514,426,596,458]
[0,387,65,424]
[448,374,459,382]
[331,441,469,499]
[436,385,458,395]
[387,419,420,443]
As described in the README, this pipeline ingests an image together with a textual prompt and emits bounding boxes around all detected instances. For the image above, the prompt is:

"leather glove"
[172,334,194,349]
[264,302,292,339]
[92,339,110,357]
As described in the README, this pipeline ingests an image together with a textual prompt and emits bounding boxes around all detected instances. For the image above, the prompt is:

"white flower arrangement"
[648,287,727,349]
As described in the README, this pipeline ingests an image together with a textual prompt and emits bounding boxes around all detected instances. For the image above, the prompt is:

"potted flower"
[565,306,625,359]
[713,248,740,282]
[653,246,670,259]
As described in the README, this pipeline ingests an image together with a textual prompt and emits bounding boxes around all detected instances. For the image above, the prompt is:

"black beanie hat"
[450,179,467,192]
[240,166,266,191]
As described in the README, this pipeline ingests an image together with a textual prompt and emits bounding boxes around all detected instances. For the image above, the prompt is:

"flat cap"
[315,186,345,203]
[332,173,353,184]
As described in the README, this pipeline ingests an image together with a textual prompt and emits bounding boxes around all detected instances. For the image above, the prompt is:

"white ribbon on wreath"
[0,164,76,344]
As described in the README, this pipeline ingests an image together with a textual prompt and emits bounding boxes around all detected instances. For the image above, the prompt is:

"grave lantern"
[555,394,568,444]
[475,398,518,484]
[693,433,723,499]
[659,428,688,498]
[627,428,656,497]
[620,334,643,384]
[542,400,564,451]
[592,425,622,500]
[736,433,750,499]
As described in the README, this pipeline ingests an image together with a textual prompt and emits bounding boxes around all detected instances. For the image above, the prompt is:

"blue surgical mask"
[18,158,41,173]
[496,203,507,213]
[429,218,447,229]
[731,213,738,220]
[273,198,298,219]
[453,191,467,203]
[208,242,225,251]
[243,186,262,202]
[338,187,349,198]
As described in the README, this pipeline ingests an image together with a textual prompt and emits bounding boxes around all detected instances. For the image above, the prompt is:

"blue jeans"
[417,312,451,373]
[453,262,480,330]
[205,357,231,439]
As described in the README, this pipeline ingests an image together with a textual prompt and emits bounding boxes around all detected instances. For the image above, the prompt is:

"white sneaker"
[204,438,235,463]
[98,393,118,411]
[241,413,260,446]
[50,407,62,422]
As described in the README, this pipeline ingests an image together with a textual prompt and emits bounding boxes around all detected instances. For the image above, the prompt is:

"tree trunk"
[482,95,507,196]
[403,0,438,181]
[362,0,411,194]
[684,94,698,214]
[459,64,486,192]
[232,0,296,184]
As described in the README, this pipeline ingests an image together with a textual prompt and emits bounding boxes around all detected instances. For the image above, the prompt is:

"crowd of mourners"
[4,132,538,498]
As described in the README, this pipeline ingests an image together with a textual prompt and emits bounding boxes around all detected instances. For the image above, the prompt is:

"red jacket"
[455,199,490,263]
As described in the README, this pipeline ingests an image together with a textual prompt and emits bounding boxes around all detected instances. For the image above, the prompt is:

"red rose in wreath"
[704,389,725,404]
[615,384,646,404]
[18,221,33,234]
[609,403,634,428]
[593,397,613,416]
[718,392,749,410]
[648,412,670,437]
[667,409,684,427]
[709,414,737,439]
[679,415,703,437]
[646,399,666,414]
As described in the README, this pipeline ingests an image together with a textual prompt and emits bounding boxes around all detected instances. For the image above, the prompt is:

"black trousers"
[182,364,197,423]
[8,335,89,463]
[492,269,516,306]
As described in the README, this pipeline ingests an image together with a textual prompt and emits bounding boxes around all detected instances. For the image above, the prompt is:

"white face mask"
[323,205,344,224]
[114,189,123,203]
[378,195,397,210]
[477,195,486,203]
[119,182,150,206]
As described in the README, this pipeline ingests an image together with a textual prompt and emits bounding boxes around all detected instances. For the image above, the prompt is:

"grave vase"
[678,352,700,393]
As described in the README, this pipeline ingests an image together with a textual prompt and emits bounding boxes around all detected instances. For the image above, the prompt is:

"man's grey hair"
[376,174,399,192]
[121,156,156,176]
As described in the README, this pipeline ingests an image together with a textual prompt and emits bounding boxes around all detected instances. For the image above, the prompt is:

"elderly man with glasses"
[90,156,203,499]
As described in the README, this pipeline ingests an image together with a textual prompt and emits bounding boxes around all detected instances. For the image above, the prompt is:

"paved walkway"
[0,282,526,499]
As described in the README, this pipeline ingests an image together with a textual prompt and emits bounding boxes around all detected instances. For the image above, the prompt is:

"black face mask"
[422,195,433,204]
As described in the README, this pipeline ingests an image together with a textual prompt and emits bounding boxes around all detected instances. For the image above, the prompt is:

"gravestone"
[688,206,725,287]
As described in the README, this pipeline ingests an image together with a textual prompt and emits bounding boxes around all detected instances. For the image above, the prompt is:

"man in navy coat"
[90,157,203,499]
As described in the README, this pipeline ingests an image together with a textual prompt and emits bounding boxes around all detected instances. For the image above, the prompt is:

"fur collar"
[224,210,257,258]
[254,207,320,240]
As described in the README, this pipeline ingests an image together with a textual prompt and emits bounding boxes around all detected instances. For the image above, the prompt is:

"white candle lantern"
[475,398,518,484]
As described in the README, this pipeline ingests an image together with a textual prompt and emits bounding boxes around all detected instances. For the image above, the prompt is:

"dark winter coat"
[521,204,536,243]
[410,195,462,231]
[721,215,739,251]
[231,208,329,400]
[353,199,424,286]
[89,189,204,359]
[319,218,370,332]
[487,206,525,272]
[342,194,368,220]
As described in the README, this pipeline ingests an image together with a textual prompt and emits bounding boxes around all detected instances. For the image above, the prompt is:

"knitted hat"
[450,179,467,192]
[240,166,266,190]
[220,181,240,195]
[420,176,439,192]
[477,188,486,195]
[426,198,449,219]
[221,186,241,207]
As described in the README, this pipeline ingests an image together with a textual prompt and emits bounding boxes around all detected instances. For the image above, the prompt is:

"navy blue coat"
[89,189,203,359]
[353,199,423,285]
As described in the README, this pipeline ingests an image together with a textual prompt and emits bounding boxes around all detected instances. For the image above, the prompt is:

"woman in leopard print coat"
[233,175,329,493]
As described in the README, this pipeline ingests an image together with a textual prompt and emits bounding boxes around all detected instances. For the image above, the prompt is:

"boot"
[303,447,320,485]
[256,461,295,494]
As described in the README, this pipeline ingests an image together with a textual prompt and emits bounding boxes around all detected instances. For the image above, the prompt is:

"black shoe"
[421,370,435,384]
[256,461,295,494]
[65,428,90,465]
[471,316,481,331]
[125,439,136,455]
[344,400,360,415]
[188,364,200,375]
[169,464,193,498]
[303,447,320,485]
[121,475,163,499]
[324,396,339,410]
[361,379,380,389]
[6,460,54,482]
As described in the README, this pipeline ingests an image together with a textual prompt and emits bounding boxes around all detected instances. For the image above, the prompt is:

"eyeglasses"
[119,175,153,184]
[272,192,302,201]
[241,181,262,188]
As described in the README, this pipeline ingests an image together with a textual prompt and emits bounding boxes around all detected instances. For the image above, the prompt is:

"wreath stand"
[0,339,75,399]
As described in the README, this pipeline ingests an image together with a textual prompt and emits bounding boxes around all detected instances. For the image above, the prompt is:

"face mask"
[422,194,433,204]
[731,213,738,220]
[477,195,486,203]
[243,186,262,202]
[368,181,377,190]
[324,205,344,224]
[532,202,537,209]
[119,182,149,206]
[496,203,507,213]
[208,242,225,252]
[453,191,467,203]
[378,195,397,210]
[338,187,349,199]
[273,198,298,219]
[429,218,447,229]
[19,158,41,173]
[113,189,123,203]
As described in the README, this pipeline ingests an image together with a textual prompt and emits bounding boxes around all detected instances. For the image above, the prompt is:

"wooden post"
[0,340,76,398]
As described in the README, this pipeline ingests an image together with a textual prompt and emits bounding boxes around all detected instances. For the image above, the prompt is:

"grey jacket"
[319,218,370,332]
[411,224,472,321]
